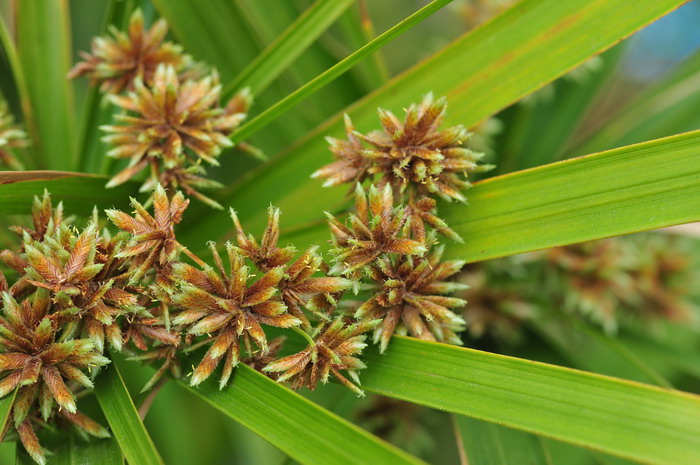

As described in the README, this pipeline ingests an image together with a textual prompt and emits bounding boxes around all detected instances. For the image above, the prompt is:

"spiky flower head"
[68,9,191,94]
[263,317,380,396]
[355,244,467,352]
[0,100,27,170]
[101,64,251,193]
[106,184,189,284]
[229,207,352,327]
[326,184,426,277]
[314,94,491,202]
[0,291,111,464]
[170,242,300,389]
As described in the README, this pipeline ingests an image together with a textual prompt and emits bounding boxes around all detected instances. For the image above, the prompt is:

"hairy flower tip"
[0,291,110,459]
[68,9,192,94]
[170,242,300,389]
[355,245,467,352]
[456,264,535,344]
[316,94,491,202]
[327,183,426,278]
[142,164,225,210]
[263,317,380,396]
[280,246,354,328]
[229,206,297,270]
[0,100,28,170]
[107,185,189,283]
[101,64,250,192]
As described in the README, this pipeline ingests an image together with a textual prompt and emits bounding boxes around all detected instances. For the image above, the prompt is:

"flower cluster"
[0,185,357,461]
[70,10,253,208]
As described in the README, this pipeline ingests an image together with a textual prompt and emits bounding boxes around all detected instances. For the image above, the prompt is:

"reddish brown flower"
[355,245,466,352]
[264,317,379,396]
[326,184,426,277]
[315,94,491,202]
[101,65,251,189]
[68,9,191,94]
[170,242,300,388]
[229,206,296,271]
[106,184,189,284]
[0,291,110,464]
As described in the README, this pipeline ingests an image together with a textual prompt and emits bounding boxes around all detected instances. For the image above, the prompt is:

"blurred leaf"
[225,0,354,97]
[15,435,122,465]
[16,0,76,170]
[179,0,686,250]
[0,171,136,215]
[230,0,452,144]
[454,415,551,465]
[94,363,164,465]
[571,49,700,156]
[0,11,35,168]
[361,336,700,465]
[181,363,424,465]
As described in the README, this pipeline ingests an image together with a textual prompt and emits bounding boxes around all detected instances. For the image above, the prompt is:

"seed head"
[355,245,467,352]
[264,317,380,396]
[315,94,491,202]
[68,9,192,94]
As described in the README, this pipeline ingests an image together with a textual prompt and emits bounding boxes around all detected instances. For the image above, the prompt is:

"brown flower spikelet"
[355,244,467,352]
[0,100,28,170]
[106,184,189,285]
[263,317,380,396]
[314,93,491,202]
[101,64,251,191]
[230,206,353,327]
[68,9,191,94]
[0,291,111,464]
[170,242,301,389]
[326,183,426,277]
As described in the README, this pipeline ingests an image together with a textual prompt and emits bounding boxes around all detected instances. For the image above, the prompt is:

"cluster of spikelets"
[456,234,698,344]
[69,9,252,208]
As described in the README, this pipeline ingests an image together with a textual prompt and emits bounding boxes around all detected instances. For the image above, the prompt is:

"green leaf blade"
[361,337,700,465]
[442,129,700,262]
[0,171,137,215]
[16,0,77,170]
[226,0,354,97]
[94,363,164,465]
[182,364,424,465]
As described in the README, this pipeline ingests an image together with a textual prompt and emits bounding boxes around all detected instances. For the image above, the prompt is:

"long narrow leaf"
[225,0,353,97]
[361,336,700,465]
[181,363,424,465]
[230,0,452,144]
[15,0,76,170]
[454,415,551,465]
[0,171,136,215]
[179,0,687,250]
[441,130,700,262]
[94,363,164,465]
